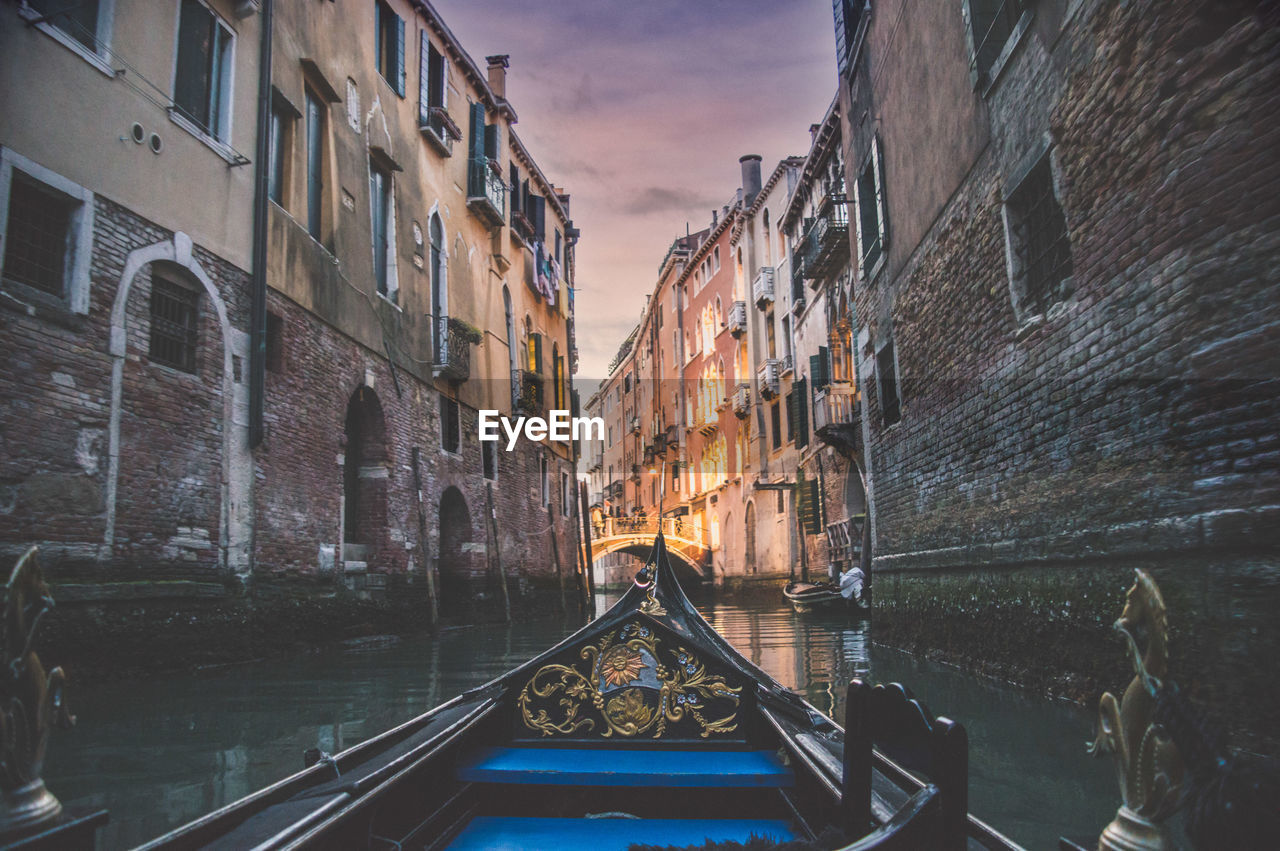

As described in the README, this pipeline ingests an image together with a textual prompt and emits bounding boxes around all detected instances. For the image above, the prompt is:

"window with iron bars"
[149,272,200,373]
[2,173,76,299]
[966,0,1028,85]
[1005,153,1072,321]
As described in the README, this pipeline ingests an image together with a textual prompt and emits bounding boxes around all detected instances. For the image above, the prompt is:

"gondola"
[783,580,870,615]
[137,534,1020,851]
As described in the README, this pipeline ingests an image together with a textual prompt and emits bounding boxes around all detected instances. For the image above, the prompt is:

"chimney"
[809,123,821,142]
[740,154,763,204]
[711,209,718,227]
[486,54,510,99]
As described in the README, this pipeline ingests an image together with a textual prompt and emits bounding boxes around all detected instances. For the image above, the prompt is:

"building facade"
[2,0,581,630]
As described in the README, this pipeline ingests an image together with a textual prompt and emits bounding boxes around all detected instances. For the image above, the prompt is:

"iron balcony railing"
[510,209,536,246]
[604,480,624,502]
[727,300,747,337]
[757,359,781,399]
[797,198,850,283]
[752,266,775,307]
[467,158,506,226]
[433,317,472,382]
[517,369,544,414]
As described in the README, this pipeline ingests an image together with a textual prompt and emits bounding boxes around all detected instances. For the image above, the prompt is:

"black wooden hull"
[783,581,870,614]
[139,536,1019,851]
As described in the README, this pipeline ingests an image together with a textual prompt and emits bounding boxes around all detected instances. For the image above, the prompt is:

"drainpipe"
[249,0,273,450]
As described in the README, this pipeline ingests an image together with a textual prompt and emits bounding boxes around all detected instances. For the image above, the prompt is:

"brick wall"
[859,0,1280,570]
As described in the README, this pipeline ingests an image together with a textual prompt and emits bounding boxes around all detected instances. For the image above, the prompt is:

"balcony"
[780,353,794,376]
[796,197,850,284]
[433,317,478,382]
[630,416,641,434]
[752,266,775,307]
[813,382,860,453]
[604,480,624,502]
[757,359,781,400]
[731,383,751,418]
[630,463,642,481]
[510,209,536,247]
[726,300,747,337]
[467,158,506,228]
[418,106,460,157]
[517,369,544,415]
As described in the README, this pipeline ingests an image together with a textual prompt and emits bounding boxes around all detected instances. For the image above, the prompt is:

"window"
[440,395,460,453]
[965,0,1028,84]
[713,245,721,273]
[561,472,571,517]
[265,311,284,372]
[149,270,200,373]
[305,90,325,239]
[0,152,94,315]
[268,101,292,206]
[173,0,234,142]
[833,0,867,73]
[852,136,888,273]
[482,439,497,480]
[418,34,450,146]
[429,214,446,359]
[877,339,901,426]
[375,0,406,96]
[346,78,361,132]
[26,0,109,55]
[540,454,549,506]
[770,402,782,450]
[369,159,395,298]
[2,174,76,299]
[1004,152,1072,321]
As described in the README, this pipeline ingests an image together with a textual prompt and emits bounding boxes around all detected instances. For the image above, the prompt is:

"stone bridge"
[588,517,711,583]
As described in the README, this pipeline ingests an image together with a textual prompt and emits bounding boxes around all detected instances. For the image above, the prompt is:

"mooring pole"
[547,503,567,615]
[579,481,595,617]
[486,482,511,623]
[411,448,438,626]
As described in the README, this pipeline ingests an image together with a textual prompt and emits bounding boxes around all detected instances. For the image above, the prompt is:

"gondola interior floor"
[443,816,796,850]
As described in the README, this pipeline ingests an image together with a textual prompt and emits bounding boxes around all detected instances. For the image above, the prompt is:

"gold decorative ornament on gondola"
[517,620,742,739]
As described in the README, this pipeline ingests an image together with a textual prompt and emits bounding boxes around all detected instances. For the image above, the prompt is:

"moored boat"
[137,533,1018,850]
[783,579,869,615]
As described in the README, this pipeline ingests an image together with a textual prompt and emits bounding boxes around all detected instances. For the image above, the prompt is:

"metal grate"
[149,274,199,372]
[3,175,74,298]
[1010,156,1072,317]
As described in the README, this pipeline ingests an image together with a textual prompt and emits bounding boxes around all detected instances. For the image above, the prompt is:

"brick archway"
[343,385,388,563]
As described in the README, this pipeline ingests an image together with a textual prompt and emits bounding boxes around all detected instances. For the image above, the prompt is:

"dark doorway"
[343,386,388,551]
[438,486,473,603]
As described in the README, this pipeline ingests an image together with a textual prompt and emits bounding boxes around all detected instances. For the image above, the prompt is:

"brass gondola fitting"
[1088,569,1185,851]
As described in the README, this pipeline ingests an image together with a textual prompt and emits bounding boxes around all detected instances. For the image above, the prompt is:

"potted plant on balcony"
[447,317,483,345]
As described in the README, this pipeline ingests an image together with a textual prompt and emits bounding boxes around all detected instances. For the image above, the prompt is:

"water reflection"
[47,596,1114,850]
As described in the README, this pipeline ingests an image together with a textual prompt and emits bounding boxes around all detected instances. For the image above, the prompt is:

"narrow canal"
[46,592,1116,850]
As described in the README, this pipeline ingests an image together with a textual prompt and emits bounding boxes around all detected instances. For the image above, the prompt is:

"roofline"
[781,94,842,230]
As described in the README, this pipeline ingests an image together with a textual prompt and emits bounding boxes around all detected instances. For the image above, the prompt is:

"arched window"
[713,245,721,273]
[714,296,723,330]
[762,209,771,265]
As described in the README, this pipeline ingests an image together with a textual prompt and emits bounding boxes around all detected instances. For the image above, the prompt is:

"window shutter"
[807,479,821,534]
[468,101,486,162]
[418,31,430,124]
[850,169,865,265]
[531,194,546,241]
[793,376,803,447]
[394,15,406,96]
[873,136,888,251]
[484,122,500,161]
[509,165,521,214]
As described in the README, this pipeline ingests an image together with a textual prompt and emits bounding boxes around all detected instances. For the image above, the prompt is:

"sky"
[432,0,840,385]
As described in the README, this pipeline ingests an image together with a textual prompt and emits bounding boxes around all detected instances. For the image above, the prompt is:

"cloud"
[622,186,720,216]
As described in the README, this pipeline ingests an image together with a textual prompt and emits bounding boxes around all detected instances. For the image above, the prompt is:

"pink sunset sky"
[432,0,839,384]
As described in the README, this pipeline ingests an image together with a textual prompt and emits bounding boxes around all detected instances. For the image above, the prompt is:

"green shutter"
[796,377,809,448]
[418,31,430,124]
[469,102,486,160]
[395,15,406,96]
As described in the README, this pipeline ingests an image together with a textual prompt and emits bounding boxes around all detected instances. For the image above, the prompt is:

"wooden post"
[548,503,566,615]
[410,448,438,626]
[486,482,511,623]
[579,481,595,617]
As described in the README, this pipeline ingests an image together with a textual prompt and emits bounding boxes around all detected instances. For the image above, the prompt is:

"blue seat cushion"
[445,816,796,850]
[457,746,793,787]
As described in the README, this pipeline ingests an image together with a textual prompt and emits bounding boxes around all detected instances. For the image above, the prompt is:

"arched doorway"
[744,501,757,574]
[438,486,474,603]
[343,385,388,555]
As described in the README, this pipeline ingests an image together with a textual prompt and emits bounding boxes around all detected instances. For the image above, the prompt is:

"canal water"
[46,592,1116,850]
